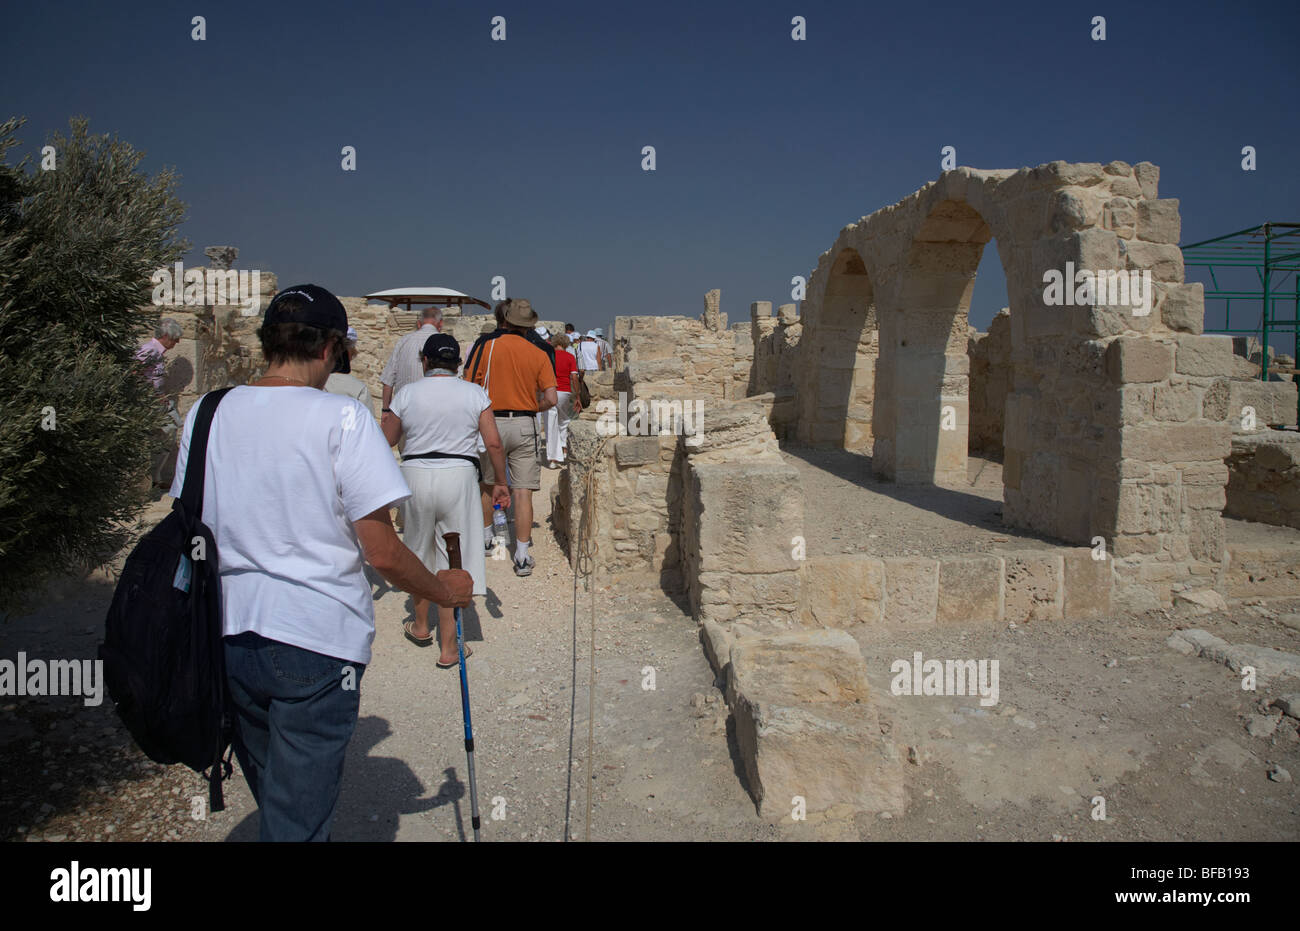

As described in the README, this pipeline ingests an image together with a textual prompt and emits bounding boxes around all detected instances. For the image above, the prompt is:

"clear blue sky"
[3,0,1298,342]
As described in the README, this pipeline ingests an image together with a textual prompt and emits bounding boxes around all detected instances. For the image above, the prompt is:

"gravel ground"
[4,461,1298,842]
[782,449,1064,558]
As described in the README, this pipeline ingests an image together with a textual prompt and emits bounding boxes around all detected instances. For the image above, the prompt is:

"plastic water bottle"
[492,503,508,543]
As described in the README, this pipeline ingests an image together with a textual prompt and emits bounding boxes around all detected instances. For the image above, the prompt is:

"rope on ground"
[569,431,610,842]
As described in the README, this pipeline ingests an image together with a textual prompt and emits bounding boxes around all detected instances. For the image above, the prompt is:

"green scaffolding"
[1182,222,1300,426]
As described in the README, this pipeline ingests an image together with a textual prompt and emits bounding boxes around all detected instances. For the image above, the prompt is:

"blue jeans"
[224,631,365,841]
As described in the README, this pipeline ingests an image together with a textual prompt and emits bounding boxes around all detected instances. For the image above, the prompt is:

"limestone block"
[1102,197,1137,237]
[727,630,871,706]
[627,357,689,383]
[1074,227,1120,272]
[1049,189,1089,231]
[1166,628,1300,685]
[1125,240,1184,283]
[614,436,661,468]
[801,555,884,627]
[778,303,798,325]
[1105,337,1172,384]
[1202,378,1230,420]
[1062,548,1112,619]
[751,301,772,319]
[1229,379,1298,430]
[1181,461,1229,486]
[936,556,1003,623]
[1039,161,1106,187]
[1188,508,1226,563]
[727,570,802,609]
[1175,334,1235,376]
[1158,282,1204,334]
[1119,422,1230,462]
[1116,481,1183,534]
[1136,199,1181,244]
[1153,383,1200,422]
[699,619,735,677]
[1002,552,1063,621]
[882,558,938,625]
[732,697,904,819]
[689,461,803,575]
[1134,162,1160,199]
[1107,175,1142,199]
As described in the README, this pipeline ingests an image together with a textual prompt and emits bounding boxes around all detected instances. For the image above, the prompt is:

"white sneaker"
[513,551,535,577]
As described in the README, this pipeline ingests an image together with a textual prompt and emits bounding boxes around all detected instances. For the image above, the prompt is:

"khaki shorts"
[481,414,541,490]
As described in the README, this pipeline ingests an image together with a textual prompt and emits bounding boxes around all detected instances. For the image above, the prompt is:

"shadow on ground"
[223,715,475,841]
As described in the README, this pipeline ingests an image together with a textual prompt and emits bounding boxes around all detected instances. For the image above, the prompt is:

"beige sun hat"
[502,298,539,328]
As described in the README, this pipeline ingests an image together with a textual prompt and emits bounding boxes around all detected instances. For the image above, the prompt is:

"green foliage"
[0,117,189,614]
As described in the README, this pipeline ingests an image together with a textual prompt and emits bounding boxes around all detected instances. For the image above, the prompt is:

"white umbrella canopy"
[364,287,491,311]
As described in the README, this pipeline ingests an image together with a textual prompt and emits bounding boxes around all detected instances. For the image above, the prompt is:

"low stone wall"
[552,420,684,587]
[613,299,738,403]
[748,302,801,439]
[1222,537,1300,598]
[1225,380,1298,432]
[800,547,1112,626]
[678,401,803,628]
[1226,430,1300,530]
[156,256,563,421]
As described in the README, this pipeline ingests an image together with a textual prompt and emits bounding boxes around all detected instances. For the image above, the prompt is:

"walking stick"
[443,532,482,841]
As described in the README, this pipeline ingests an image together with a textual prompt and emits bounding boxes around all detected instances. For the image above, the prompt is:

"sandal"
[403,620,434,647]
[436,646,473,669]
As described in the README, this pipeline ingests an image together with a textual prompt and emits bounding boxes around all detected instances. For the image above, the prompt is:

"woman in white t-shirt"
[576,332,601,371]
[383,334,511,667]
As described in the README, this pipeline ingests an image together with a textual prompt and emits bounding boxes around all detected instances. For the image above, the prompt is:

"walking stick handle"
[444,532,462,571]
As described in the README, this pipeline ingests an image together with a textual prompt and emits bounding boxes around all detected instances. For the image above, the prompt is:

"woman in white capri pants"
[545,333,582,467]
[383,333,510,667]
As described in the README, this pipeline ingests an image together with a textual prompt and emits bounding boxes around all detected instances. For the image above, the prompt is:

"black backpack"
[99,387,234,811]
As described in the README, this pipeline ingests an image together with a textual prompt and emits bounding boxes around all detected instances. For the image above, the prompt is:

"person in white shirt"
[170,284,472,842]
[383,334,510,667]
[324,326,370,409]
[576,330,601,372]
[593,328,612,370]
[380,307,442,411]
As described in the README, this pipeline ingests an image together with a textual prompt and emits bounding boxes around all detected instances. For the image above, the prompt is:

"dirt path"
[1,473,768,843]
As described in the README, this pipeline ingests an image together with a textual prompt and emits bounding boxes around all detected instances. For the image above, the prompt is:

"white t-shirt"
[390,374,492,468]
[169,385,411,664]
[576,339,600,370]
[324,371,370,408]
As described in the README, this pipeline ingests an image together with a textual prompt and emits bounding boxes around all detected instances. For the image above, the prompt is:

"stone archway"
[876,199,1001,484]
[795,161,1232,581]
[796,247,877,449]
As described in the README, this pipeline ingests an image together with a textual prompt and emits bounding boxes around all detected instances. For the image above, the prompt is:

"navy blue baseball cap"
[422,333,460,366]
[263,284,348,334]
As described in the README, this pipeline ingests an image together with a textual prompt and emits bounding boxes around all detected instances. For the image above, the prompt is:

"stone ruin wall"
[612,291,737,404]
[148,254,563,422]
[746,301,802,440]
[968,308,1011,456]
[561,162,1300,712]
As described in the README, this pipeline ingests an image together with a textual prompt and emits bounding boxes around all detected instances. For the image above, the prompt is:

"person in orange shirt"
[463,299,557,576]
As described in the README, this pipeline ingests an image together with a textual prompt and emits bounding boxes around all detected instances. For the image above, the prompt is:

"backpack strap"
[176,387,235,811]
[209,744,233,813]
[179,387,235,516]
[465,330,502,384]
